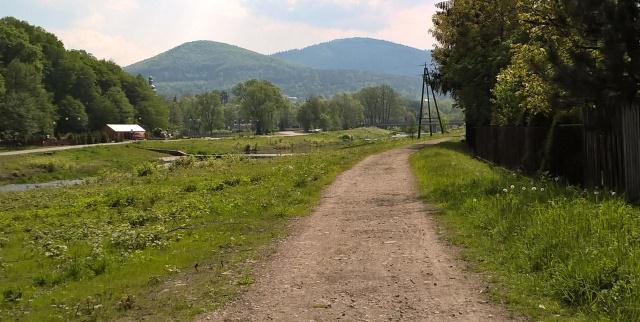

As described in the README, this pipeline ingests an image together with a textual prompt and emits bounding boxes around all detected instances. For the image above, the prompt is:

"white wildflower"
[503,189,509,193]
[532,187,538,191]
[510,185,515,189]
[540,188,545,192]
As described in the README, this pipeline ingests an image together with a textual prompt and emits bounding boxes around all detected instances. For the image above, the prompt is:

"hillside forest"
[0,17,459,144]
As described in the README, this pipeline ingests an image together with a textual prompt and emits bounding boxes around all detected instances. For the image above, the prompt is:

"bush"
[135,162,157,177]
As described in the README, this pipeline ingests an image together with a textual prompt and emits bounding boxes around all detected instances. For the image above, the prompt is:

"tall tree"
[1,59,55,141]
[329,93,364,130]
[546,0,640,109]
[233,79,287,135]
[298,96,329,131]
[195,91,224,134]
[431,0,518,127]
[357,85,403,125]
[55,96,88,133]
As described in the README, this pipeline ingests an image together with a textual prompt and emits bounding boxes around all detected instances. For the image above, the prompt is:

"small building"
[103,124,146,141]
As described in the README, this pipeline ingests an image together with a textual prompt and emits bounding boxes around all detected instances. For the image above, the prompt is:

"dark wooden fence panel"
[469,105,639,201]
[622,105,640,201]
[473,127,550,174]
[583,105,640,201]
[552,126,584,183]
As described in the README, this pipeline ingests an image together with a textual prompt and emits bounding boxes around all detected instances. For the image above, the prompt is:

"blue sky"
[2,0,439,65]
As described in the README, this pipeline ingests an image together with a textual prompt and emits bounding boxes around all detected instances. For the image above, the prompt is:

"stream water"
[0,179,85,192]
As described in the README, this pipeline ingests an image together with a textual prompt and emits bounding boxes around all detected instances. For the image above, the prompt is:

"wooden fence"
[469,104,639,201]
[471,126,583,181]
[583,104,640,201]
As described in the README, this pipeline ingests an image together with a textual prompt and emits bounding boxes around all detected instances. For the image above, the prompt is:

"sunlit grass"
[410,141,640,321]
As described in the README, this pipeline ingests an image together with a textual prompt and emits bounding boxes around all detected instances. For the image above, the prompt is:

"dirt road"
[201,141,514,321]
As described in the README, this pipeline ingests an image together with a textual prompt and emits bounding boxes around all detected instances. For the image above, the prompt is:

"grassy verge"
[0,130,422,321]
[410,141,640,321]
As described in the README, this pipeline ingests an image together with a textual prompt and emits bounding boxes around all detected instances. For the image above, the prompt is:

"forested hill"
[0,17,167,142]
[272,38,432,77]
[124,41,421,98]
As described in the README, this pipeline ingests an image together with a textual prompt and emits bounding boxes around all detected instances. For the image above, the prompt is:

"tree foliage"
[233,79,288,135]
[357,85,405,126]
[432,0,640,127]
[0,17,168,143]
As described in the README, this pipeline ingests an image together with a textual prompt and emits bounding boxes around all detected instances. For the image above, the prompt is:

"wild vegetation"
[0,128,419,321]
[411,142,640,321]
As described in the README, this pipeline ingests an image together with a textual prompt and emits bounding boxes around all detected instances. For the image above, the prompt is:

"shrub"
[135,162,158,177]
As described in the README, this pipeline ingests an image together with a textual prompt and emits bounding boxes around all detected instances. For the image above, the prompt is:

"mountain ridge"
[125,38,428,98]
[272,37,432,77]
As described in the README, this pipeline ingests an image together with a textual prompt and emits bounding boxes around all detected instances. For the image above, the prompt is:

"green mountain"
[272,37,432,77]
[125,41,422,99]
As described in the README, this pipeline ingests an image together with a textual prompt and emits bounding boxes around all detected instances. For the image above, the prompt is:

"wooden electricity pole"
[426,68,445,134]
[418,66,426,139]
[418,64,444,138]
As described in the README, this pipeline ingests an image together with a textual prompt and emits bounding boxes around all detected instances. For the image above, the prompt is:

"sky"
[2,0,439,66]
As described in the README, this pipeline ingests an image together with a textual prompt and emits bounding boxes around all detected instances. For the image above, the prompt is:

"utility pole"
[426,72,433,137]
[418,66,426,139]
[426,68,445,134]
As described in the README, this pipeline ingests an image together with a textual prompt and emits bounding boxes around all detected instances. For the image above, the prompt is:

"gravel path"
[200,141,514,321]
[0,141,130,156]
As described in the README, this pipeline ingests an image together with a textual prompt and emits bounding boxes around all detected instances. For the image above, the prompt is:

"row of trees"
[431,0,639,127]
[0,17,167,143]
[166,83,417,136]
[0,17,437,143]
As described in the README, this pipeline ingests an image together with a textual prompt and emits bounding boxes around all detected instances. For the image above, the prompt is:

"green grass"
[0,145,165,185]
[0,129,422,321]
[137,127,394,155]
[0,128,393,185]
[410,141,640,321]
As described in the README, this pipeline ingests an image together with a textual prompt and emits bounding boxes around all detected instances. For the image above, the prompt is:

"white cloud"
[55,28,148,64]
[373,3,436,50]
[6,0,438,65]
